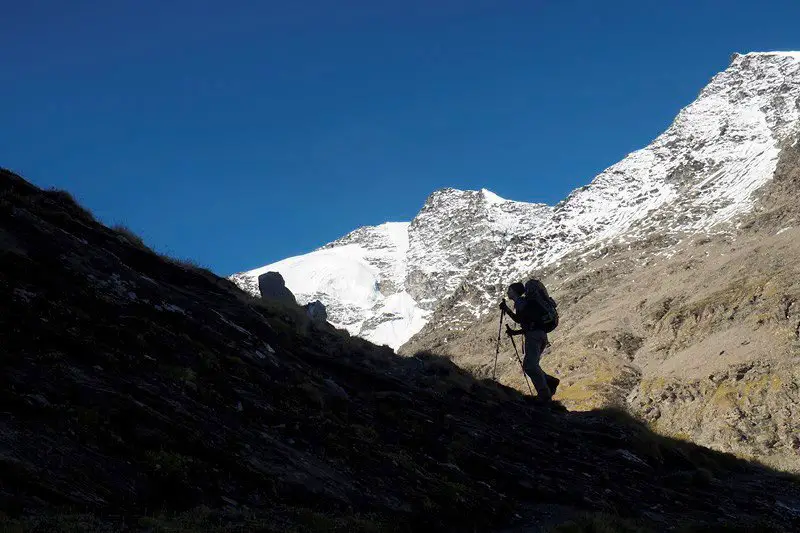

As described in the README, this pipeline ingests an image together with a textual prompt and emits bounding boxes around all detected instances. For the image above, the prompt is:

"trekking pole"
[493,309,505,380]
[508,334,534,395]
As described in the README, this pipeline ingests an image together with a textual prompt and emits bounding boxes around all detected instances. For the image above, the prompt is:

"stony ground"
[402,135,800,475]
[2,168,800,532]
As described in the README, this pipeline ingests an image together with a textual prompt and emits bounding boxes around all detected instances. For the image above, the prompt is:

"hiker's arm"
[505,324,524,337]
[506,309,520,323]
[499,300,520,323]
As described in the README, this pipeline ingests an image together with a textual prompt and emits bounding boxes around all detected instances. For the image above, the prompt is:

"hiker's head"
[507,282,525,300]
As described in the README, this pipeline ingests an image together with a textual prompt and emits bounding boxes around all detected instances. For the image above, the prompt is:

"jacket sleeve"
[505,307,520,324]
[506,298,527,325]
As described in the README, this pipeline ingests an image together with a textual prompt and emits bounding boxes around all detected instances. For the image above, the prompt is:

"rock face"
[3,168,800,530]
[406,130,800,473]
[257,271,297,305]
[404,188,551,310]
[629,362,800,468]
[304,299,328,324]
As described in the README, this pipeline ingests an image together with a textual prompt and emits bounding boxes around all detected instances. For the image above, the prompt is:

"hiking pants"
[523,329,552,400]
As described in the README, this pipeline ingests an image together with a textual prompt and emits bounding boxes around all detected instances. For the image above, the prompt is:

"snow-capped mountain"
[232,51,800,350]
[405,188,551,311]
[230,193,547,349]
[230,222,428,349]
[460,51,800,306]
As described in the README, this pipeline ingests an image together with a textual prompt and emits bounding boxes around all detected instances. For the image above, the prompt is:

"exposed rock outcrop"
[257,270,297,305]
[304,299,328,324]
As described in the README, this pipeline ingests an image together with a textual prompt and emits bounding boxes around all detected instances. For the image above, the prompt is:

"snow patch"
[233,222,425,349]
[253,246,381,308]
[480,188,507,205]
[363,291,430,348]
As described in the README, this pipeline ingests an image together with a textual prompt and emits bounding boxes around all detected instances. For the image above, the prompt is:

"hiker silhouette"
[499,281,560,400]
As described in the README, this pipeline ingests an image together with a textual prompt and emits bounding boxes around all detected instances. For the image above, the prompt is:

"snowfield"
[232,222,427,349]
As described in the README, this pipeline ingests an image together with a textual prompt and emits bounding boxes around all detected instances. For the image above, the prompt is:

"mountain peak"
[430,186,507,203]
[480,188,507,204]
[421,187,532,212]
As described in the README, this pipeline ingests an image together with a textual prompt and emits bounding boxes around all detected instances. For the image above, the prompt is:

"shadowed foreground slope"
[1,169,799,532]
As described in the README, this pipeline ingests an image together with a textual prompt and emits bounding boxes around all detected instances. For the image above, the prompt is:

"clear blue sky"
[2,1,799,275]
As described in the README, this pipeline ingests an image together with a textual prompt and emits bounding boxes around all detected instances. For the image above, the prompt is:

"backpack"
[517,279,559,333]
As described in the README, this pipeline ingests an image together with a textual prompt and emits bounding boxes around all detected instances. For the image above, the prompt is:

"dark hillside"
[1,169,799,531]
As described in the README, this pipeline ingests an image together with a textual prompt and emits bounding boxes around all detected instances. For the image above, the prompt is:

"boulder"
[257,271,297,305]
[304,300,328,324]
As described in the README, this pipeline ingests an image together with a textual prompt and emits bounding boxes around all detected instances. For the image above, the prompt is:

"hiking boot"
[525,395,553,406]
[546,375,560,396]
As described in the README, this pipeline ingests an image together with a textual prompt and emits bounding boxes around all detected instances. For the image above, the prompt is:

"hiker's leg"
[523,331,552,399]
[546,373,560,395]
[539,339,560,394]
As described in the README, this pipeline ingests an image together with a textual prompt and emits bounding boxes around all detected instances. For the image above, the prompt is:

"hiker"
[499,281,560,401]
